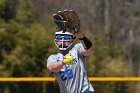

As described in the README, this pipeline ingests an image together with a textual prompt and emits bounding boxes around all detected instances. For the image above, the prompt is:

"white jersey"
[47,43,94,93]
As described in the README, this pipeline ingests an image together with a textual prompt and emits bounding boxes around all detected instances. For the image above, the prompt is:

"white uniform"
[47,43,94,93]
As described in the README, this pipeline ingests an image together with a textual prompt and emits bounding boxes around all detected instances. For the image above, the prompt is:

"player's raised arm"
[74,31,95,56]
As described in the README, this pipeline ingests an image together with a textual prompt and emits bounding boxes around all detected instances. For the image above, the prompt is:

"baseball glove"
[53,9,80,34]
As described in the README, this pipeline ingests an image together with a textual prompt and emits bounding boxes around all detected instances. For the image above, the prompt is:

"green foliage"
[0,19,57,92]
[16,0,37,25]
[90,30,132,76]
[0,0,18,21]
[1,22,55,77]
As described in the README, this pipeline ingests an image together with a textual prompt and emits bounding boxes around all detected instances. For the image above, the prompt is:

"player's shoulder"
[48,53,62,58]
[48,54,55,58]
[73,43,83,49]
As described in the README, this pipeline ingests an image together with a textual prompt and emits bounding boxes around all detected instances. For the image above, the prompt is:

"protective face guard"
[54,31,74,50]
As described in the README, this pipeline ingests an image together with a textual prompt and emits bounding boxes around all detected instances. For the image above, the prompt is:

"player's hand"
[63,54,74,65]
[74,31,85,39]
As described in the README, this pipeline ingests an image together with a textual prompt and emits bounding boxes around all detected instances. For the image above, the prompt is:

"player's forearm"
[75,31,95,50]
[78,34,95,56]
[47,62,65,72]
[79,36,93,50]
[82,45,95,56]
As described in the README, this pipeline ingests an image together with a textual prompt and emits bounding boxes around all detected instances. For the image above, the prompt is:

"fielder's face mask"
[55,31,74,50]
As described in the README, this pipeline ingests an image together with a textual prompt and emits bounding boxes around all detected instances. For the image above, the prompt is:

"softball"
[63,55,74,65]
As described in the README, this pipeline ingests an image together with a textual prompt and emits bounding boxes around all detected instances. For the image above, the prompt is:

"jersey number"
[60,69,73,81]
[60,71,67,81]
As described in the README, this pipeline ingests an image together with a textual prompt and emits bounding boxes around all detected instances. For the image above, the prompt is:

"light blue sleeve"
[75,43,85,55]
[47,55,56,67]
[47,53,63,67]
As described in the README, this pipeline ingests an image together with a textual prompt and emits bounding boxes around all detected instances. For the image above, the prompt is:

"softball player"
[47,9,95,93]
